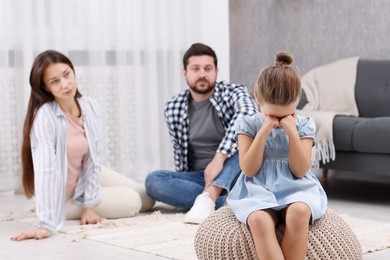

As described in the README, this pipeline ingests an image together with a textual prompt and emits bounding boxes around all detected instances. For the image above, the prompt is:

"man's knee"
[145,171,163,197]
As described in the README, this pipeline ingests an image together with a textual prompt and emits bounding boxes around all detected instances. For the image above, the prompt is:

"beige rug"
[339,213,390,254]
[1,207,389,259]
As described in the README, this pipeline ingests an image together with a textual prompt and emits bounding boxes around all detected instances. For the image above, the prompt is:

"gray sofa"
[299,59,390,177]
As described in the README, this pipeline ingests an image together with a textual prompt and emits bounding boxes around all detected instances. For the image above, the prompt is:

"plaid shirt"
[164,81,258,171]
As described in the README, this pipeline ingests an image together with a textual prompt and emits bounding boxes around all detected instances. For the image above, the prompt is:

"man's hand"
[11,227,51,241]
[80,206,104,225]
[204,152,228,188]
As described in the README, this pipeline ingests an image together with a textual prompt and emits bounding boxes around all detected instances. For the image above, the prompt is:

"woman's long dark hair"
[22,50,81,198]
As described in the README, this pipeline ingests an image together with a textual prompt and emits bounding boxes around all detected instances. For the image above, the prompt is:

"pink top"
[65,113,89,194]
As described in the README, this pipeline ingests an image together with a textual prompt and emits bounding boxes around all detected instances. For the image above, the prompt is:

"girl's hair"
[21,50,82,198]
[253,51,301,106]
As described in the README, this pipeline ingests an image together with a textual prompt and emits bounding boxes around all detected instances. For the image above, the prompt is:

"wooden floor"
[1,169,389,260]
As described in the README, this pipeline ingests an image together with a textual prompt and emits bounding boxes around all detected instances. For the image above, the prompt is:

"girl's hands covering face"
[260,101,298,137]
[261,114,280,136]
[279,112,297,137]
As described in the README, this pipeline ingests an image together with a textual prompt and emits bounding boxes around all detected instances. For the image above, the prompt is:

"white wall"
[230,0,390,92]
[200,0,230,81]
[0,0,231,192]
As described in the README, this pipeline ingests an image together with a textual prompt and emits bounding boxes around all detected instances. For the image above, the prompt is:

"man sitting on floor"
[145,43,258,224]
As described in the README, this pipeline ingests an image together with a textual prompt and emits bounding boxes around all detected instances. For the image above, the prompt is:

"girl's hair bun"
[275,51,293,66]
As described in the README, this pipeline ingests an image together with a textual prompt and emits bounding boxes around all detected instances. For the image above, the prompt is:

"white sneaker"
[184,192,215,224]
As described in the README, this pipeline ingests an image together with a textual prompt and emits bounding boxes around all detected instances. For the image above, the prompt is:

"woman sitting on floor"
[12,50,154,241]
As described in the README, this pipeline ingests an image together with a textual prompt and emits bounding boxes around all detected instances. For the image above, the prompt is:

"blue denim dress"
[227,114,328,225]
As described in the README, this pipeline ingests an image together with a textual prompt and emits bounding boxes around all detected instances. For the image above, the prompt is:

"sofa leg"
[322,168,328,179]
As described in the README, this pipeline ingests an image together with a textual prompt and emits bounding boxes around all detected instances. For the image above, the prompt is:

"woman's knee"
[97,187,142,218]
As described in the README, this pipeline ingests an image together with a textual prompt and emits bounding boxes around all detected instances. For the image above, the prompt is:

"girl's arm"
[280,114,312,178]
[238,116,278,177]
[288,135,313,178]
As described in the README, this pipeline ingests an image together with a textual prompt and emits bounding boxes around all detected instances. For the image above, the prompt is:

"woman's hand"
[80,206,104,225]
[11,227,51,241]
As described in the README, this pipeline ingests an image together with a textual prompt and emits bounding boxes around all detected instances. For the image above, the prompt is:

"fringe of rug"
[60,210,186,242]
[0,205,36,221]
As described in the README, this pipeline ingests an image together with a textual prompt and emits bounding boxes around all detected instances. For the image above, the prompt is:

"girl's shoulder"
[236,113,262,126]
[296,115,316,138]
[234,113,263,137]
[296,115,315,127]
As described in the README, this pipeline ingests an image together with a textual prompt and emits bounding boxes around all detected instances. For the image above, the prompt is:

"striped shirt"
[164,81,258,171]
[30,96,101,231]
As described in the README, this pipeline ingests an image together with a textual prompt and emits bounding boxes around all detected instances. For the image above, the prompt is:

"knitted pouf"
[195,206,362,260]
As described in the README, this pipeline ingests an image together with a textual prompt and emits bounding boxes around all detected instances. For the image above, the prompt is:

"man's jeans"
[145,153,241,209]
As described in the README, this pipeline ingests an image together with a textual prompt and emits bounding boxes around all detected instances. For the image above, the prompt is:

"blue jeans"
[145,153,241,209]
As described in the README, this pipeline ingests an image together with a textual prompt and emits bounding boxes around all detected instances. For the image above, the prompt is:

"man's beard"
[188,79,216,95]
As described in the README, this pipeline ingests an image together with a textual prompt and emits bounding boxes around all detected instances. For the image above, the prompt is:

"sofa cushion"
[321,151,390,175]
[355,59,390,117]
[333,115,390,153]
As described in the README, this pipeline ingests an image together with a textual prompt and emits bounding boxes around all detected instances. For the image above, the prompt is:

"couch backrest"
[356,59,390,117]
